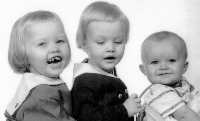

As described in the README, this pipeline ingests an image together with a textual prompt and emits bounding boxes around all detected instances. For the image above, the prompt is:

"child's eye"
[38,42,46,46]
[151,61,158,64]
[97,42,105,45]
[115,41,123,44]
[57,39,65,43]
[169,59,176,63]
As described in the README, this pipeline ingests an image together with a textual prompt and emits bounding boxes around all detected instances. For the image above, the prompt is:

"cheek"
[26,46,40,60]
[63,50,71,64]
[117,45,125,56]
[84,44,93,54]
[177,66,185,74]
[28,54,41,66]
[172,64,183,72]
[146,70,153,77]
[89,51,100,59]
[27,50,46,65]
[88,47,101,57]
[145,67,157,77]
[26,50,35,62]
[62,46,71,56]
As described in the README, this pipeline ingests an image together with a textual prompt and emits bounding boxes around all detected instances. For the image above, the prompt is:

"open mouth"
[104,57,116,60]
[47,56,62,64]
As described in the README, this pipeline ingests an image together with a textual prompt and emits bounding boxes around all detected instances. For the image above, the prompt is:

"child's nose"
[159,62,169,70]
[51,45,60,53]
[107,42,115,52]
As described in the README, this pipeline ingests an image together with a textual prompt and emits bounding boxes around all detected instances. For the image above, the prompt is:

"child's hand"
[123,93,144,117]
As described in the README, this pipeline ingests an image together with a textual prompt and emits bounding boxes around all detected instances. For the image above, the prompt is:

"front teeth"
[50,57,61,62]
[48,56,62,64]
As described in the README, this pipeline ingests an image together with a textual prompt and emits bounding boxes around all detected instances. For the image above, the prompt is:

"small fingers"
[130,93,138,98]
[137,104,143,108]
[137,105,144,112]
[136,103,144,110]
[134,98,141,103]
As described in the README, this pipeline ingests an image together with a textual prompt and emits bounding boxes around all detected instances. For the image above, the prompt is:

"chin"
[101,67,113,73]
[105,64,116,69]
[102,68,112,73]
[48,71,62,78]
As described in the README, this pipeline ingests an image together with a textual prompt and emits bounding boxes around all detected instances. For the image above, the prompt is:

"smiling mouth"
[158,73,171,76]
[47,56,62,64]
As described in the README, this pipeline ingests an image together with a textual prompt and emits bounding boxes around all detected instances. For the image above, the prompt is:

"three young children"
[5,1,200,121]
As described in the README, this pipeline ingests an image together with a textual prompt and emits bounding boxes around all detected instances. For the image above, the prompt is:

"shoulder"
[144,84,175,102]
[74,73,103,87]
[20,84,66,111]
[27,84,69,102]
[74,73,126,88]
[72,73,127,96]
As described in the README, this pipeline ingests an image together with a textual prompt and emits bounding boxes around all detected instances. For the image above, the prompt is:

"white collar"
[73,63,118,79]
[6,73,64,115]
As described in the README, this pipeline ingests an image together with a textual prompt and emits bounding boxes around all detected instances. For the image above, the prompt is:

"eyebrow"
[97,36,106,40]
[97,35,124,40]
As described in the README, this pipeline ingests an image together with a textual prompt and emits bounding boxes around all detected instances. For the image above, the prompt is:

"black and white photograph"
[1,0,200,120]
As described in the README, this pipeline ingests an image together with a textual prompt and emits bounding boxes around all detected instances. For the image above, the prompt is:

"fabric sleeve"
[4,111,17,121]
[22,87,76,121]
[188,90,200,115]
[144,84,185,119]
[71,77,131,121]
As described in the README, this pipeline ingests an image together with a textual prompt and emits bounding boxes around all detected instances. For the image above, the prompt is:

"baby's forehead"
[144,37,185,50]
[142,37,186,56]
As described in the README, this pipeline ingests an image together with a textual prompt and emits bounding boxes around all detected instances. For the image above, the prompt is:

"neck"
[87,59,115,75]
[167,80,181,88]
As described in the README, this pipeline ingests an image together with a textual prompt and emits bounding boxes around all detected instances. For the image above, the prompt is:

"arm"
[172,105,200,121]
[4,111,17,121]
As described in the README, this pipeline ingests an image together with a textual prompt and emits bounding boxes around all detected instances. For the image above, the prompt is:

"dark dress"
[5,73,75,121]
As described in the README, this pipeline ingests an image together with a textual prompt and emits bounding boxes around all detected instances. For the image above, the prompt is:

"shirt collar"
[73,58,118,79]
[6,73,64,115]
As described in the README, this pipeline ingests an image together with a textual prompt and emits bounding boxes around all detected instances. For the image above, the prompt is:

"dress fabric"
[5,73,75,121]
[71,60,134,121]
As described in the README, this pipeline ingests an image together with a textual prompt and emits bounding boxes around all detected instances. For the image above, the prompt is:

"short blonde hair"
[8,10,66,74]
[141,31,188,62]
[76,1,130,48]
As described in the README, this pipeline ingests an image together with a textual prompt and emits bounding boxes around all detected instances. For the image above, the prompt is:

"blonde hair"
[8,10,66,73]
[141,31,188,62]
[76,1,130,48]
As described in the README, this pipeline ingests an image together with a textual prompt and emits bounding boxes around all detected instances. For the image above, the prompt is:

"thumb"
[130,93,138,99]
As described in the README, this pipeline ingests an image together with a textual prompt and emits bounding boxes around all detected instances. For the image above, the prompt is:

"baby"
[5,10,75,121]
[139,31,200,121]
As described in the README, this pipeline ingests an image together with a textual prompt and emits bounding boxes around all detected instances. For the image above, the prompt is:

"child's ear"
[82,40,88,53]
[82,45,87,53]
[139,64,146,76]
[182,61,189,74]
